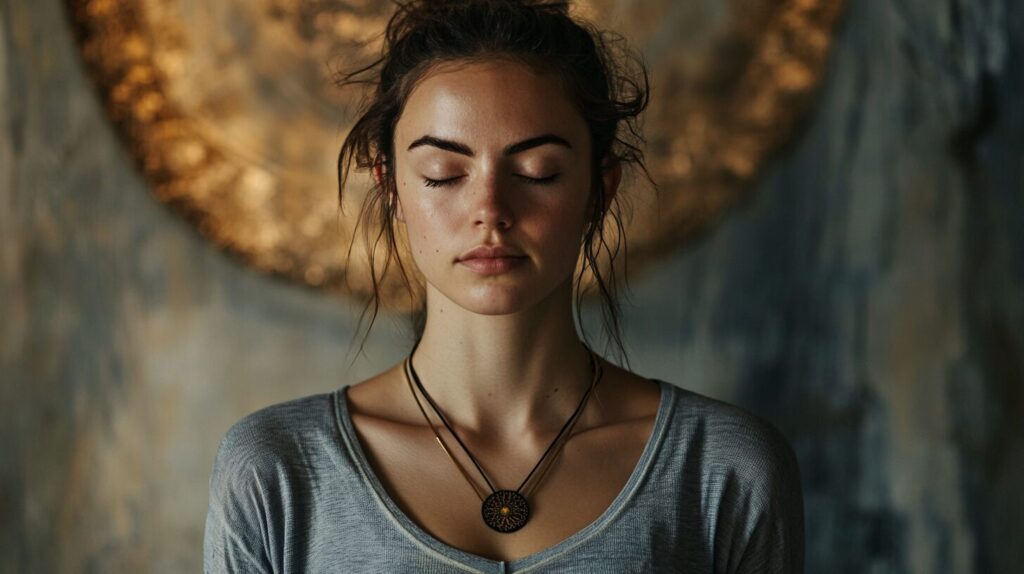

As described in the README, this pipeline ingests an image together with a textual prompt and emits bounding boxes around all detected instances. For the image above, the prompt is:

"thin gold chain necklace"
[402,341,603,533]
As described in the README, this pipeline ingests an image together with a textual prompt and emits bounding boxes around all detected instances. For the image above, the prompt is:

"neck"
[409,280,598,441]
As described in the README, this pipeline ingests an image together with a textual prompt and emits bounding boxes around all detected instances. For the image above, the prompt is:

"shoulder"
[205,393,338,572]
[659,381,802,502]
[209,391,337,490]
[656,381,805,571]
[217,392,335,456]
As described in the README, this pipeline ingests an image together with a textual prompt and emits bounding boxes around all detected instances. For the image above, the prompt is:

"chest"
[348,414,656,563]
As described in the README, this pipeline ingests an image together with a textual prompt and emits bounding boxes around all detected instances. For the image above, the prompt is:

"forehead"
[394,59,587,151]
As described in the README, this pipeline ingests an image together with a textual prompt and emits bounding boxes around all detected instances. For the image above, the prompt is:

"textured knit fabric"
[203,379,804,573]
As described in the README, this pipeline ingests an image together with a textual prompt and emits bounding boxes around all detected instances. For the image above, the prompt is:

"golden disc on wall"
[66,0,846,312]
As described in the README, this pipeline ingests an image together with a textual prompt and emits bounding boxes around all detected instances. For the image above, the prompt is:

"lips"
[458,255,527,274]
[457,244,527,275]
[458,245,526,261]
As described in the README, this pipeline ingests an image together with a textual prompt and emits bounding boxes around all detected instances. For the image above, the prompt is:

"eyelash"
[422,174,561,188]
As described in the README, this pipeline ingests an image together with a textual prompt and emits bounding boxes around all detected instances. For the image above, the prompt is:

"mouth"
[457,255,528,275]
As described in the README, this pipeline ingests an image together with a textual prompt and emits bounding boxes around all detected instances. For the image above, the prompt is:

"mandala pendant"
[482,489,530,533]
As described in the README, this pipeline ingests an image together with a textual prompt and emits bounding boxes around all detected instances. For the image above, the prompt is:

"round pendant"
[482,489,530,533]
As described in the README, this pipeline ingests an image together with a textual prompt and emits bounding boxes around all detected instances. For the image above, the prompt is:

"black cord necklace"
[404,340,603,533]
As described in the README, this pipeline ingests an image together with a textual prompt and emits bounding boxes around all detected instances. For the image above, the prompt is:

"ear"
[372,156,386,186]
[373,156,405,223]
[599,156,623,212]
[394,192,405,223]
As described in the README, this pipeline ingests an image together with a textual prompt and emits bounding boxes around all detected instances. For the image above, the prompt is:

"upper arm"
[203,424,275,574]
[732,434,805,574]
[710,413,805,574]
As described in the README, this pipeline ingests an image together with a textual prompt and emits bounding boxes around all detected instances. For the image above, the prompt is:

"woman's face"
[388,58,619,316]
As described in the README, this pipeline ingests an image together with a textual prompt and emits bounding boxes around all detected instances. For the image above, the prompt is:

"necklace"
[402,341,603,533]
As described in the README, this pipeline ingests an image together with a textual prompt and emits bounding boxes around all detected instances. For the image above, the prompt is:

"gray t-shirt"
[204,379,804,573]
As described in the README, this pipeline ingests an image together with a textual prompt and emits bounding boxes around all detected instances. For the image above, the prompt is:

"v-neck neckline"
[332,378,676,573]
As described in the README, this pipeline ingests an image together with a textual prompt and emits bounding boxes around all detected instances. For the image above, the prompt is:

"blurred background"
[1,0,1022,572]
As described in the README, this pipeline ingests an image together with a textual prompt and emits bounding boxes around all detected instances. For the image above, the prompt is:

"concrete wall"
[2,0,1021,571]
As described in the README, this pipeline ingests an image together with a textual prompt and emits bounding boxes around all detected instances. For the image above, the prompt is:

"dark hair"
[335,0,654,368]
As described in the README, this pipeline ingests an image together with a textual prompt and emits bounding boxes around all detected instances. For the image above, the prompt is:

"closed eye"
[423,176,462,188]
[422,174,561,188]
[519,174,561,185]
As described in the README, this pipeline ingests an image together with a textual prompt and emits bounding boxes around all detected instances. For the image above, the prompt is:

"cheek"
[401,200,458,264]
[525,198,591,264]
[535,190,591,234]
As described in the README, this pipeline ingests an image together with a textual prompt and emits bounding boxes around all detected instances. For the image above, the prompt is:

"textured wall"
[2,0,1021,573]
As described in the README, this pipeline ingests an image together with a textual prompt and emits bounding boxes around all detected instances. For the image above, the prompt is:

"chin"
[457,286,535,315]
[425,268,570,316]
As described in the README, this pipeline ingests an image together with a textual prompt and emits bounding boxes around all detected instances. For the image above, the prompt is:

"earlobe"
[394,192,405,223]
[601,158,623,211]
[373,156,404,223]
[372,158,386,186]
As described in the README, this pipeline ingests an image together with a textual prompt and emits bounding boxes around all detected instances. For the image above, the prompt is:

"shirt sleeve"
[707,412,805,574]
[731,426,805,574]
[203,424,275,574]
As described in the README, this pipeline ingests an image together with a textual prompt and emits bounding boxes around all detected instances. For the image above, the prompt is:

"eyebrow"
[406,133,572,157]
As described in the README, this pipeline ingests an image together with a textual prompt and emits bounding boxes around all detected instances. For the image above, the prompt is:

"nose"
[472,171,515,231]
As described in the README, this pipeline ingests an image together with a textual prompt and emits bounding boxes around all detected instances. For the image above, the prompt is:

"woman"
[204,1,804,572]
